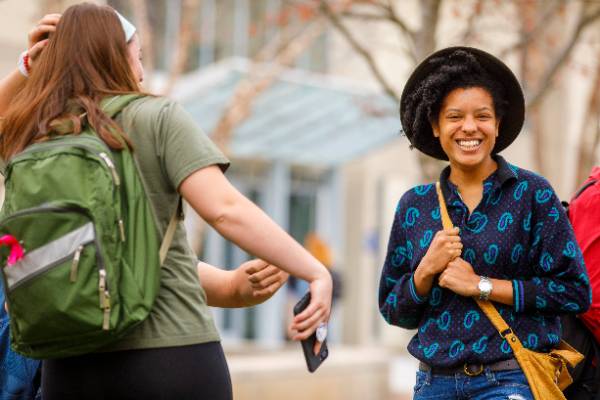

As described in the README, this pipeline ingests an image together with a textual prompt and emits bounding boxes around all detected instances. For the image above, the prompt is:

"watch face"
[479,278,492,293]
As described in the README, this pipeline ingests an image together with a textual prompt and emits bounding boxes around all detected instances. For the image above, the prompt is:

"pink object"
[0,235,24,265]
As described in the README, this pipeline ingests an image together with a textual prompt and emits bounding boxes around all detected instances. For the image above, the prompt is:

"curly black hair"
[401,50,509,143]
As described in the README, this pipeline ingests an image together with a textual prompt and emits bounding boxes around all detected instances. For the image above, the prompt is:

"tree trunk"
[518,0,545,174]
[413,0,444,182]
[130,0,155,75]
[575,60,600,187]
[162,0,201,94]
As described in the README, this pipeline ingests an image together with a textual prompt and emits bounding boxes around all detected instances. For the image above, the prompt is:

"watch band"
[478,276,492,300]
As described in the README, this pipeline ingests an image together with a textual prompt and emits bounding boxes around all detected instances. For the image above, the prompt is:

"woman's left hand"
[27,14,61,67]
[234,259,289,306]
[438,257,479,297]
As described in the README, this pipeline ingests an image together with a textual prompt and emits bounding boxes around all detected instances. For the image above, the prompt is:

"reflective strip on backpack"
[4,222,94,290]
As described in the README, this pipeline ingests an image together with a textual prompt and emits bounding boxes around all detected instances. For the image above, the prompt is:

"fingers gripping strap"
[159,198,183,266]
[435,182,524,352]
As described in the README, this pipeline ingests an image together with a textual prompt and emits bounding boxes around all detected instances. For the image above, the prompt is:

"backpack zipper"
[118,220,126,242]
[98,269,111,330]
[98,152,120,186]
[70,245,84,282]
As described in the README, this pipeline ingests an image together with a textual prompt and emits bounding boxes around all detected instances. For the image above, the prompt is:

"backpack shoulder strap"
[563,178,598,214]
[573,179,598,201]
[101,94,145,118]
[159,199,183,265]
[102,94,180,266]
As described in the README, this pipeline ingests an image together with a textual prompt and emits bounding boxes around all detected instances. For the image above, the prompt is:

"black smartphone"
[293,291,329,373]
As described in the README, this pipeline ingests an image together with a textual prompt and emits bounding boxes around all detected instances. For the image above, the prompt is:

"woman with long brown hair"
[0,3,332,399]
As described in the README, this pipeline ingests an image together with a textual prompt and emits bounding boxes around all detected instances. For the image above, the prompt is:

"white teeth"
[457,139,481,148]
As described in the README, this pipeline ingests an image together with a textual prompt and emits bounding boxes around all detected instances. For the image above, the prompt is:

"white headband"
[114,10,136,43]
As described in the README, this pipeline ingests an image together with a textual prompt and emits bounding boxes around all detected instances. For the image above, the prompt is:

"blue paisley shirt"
[378,156,591,367]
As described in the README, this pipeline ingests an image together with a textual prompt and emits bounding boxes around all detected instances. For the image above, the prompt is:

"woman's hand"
[234,259,289,306]
[413,227,462,296]
[419,227,462,276]
[438,257,479,297]
[290,272,332,354]
[197,260,287,308]
[27,14,61,67]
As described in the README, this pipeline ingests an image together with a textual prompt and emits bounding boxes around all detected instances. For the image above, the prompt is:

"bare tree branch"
[319,0,401,101]
[499,0,565,59]
[211,20,326,152]
[326,0,418,60]
[372,0,416,40]
[527,5,600,108]
[575,51,600,186]
[340,11,389,21]
[413,0,441,61]
[130,0,155,74]
[461,0,484,44]
[380,0,419,61]
[163,0,201,94]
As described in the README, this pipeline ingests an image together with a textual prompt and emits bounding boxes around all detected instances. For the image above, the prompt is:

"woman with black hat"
[378,47,591,399]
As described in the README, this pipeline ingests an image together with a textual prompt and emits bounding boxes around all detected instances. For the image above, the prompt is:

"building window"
[109,0,327,74]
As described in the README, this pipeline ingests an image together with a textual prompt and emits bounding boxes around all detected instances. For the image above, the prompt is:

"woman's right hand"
[419,227,462,277]
[290,271,332,352]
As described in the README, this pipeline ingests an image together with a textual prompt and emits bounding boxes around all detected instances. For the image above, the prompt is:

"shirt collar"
[439,155,518,201]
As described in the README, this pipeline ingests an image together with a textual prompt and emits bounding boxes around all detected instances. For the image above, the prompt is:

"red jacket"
[569,167,600,344]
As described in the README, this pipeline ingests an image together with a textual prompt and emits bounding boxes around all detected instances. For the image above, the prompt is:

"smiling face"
[432,86,500,172]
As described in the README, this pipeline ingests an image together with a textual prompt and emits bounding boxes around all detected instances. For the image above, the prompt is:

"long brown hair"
[0,2,140,160]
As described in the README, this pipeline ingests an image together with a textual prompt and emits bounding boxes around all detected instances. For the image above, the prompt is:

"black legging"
[41,341,232,400]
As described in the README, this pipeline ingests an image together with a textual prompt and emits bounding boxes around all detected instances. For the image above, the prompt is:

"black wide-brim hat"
[400,46,525,161]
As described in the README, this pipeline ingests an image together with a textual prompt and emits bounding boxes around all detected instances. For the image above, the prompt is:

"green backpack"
[0,95,180,359]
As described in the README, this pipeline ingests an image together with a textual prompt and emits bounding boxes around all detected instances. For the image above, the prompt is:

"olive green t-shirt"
[106,96,229,351]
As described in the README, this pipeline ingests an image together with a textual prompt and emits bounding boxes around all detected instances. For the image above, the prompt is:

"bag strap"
[435,182,527,351]
[100,94,145,148]
[573,179,598,201]
[102,94,182,266]
[100,94,144,118]
[159,199,183,265]
[562,178,598,213]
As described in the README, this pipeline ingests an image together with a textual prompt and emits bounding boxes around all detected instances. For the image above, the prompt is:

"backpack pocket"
[0,203,112,346]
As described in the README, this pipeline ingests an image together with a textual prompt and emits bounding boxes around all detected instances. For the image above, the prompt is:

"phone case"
[293,291,329,373]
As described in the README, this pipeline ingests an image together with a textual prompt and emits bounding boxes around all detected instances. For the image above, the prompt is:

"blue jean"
[0,280,41,400]
[413,368,534,400]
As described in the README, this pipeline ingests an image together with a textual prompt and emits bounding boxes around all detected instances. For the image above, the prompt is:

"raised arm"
[0,14,60,116]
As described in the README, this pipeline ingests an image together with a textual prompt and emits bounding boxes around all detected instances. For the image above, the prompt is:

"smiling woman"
[432,87,500,177]
[378,47,591,400]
